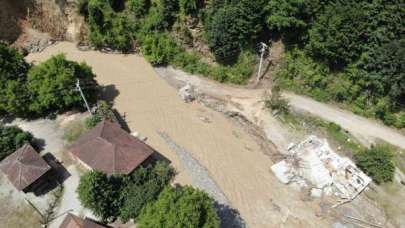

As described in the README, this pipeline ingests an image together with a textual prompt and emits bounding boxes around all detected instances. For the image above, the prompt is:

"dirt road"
[27,42,336,227]
[156,67,405,150]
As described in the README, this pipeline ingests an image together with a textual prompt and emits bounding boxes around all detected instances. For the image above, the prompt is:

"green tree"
[0,125,33,161]
[128,0,150,17]
[354,145,395,184]
[179,0,202,15]
[306,1,369,67]
[85,100,115,129]
[0,43,30,115]
[138,185,220,228]
[204,5,241,63]
[77,171,125,221]
[139,33,179,65]
[119,162,175,222]
[360,39,405,110]
[87,0,133,51]
[27,54,98,114]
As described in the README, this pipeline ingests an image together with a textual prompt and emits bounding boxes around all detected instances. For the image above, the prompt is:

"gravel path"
[156,66,405,150]
[157,131,230,205]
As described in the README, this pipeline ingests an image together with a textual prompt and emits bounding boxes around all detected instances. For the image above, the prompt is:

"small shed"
[69,119,154,175]
[59,213,106,228]
[0,144,51,192]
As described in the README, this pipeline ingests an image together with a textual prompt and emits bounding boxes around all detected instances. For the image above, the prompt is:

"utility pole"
[76,79,92,114]
[256,42,268,83]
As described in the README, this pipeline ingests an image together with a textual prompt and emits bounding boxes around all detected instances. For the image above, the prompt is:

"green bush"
[354,145,395,184]
[264,86,289,115]
[139,33,179,65]
[0,43,30,115]
[138,185,220,228]
[85,100,115,129]
[27,54,98,114]
[85,115,102,129]
[0,125,33,161]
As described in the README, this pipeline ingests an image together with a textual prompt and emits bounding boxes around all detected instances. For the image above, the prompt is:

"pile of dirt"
[1,0,85,51]
[0,0,29,43]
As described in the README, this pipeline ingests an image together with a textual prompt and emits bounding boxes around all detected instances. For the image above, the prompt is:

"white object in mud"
[179,83,195,103]
[271,136,371,200]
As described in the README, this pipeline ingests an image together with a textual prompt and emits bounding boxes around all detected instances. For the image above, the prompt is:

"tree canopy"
[138,185,220,228]
[0,125,33,161]
[0,43,30,115]
[77,161,175,222]
[27,54,98,114]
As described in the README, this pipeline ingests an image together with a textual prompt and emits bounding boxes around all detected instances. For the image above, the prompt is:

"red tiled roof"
[69,119,154,175]
[0,144,51,191]
[59,213,106,228]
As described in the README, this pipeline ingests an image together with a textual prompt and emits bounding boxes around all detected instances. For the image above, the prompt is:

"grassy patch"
[277,111,363,157]
[63,120,87,143]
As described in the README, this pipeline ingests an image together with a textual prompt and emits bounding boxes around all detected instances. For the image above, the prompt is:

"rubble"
[271,136,371,203]
[178,83,195,103]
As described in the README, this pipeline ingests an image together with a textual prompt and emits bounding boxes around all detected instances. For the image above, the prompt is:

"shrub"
[138,185,220,228]
[0,43,30,115]
[139,33,179,65]
[85,100,115,129]
[27,54,98,114]
[0,125,33,161]
[85,115,102,129]
[265,86,290,115]
[354,145,395,184]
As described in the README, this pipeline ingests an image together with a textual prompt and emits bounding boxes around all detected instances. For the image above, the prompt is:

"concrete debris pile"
[271,136,371,202]
[178,83,195,103]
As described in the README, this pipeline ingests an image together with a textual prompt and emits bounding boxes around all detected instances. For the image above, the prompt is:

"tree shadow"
[31,137,46,152]
[100,84,120,104]
[31,152,71,196]
[215,203,247,228]
[112,109,131,133]
[0,115,16,124]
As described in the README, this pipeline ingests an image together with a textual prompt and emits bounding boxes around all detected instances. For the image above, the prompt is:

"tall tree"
[0,43,30,115]
[27,54,98,114]
[138,186,220,228]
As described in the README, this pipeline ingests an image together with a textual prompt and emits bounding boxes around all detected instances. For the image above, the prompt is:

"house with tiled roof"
[59,213,106,228]
[0,144,51,192]
[68,119,154,175]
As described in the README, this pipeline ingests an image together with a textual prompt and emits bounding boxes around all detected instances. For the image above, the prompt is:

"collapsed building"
[271,136,371,204]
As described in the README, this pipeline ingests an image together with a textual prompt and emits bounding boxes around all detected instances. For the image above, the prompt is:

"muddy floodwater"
[26,42,330,227]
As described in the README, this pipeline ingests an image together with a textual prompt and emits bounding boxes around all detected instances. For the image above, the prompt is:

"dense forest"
[72,0,405,128]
